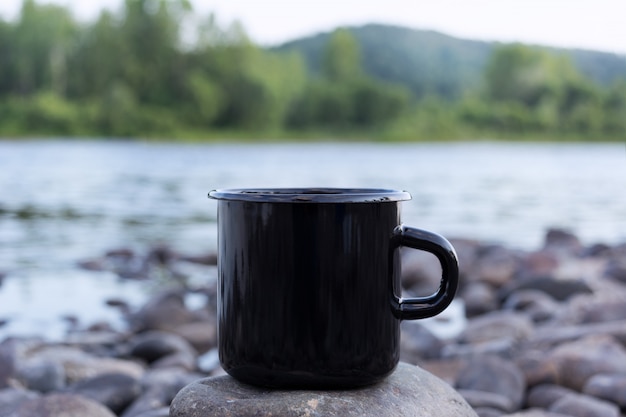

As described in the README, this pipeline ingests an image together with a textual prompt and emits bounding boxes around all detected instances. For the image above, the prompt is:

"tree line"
[1,0,625,140]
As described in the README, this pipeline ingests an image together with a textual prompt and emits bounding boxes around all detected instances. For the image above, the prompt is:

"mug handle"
[390,225,459,320]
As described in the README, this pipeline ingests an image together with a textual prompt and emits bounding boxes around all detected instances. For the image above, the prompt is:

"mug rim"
[208,188,411,203]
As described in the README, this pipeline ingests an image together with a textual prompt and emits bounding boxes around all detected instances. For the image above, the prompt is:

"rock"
[461,282,499,317]
[419,358,467,386]
[121,368,202,417]
[473,408,504,417]
[170,362,477,417]
[15,358,65,392]
[577,298,626,324]
[472,244,519,287]
[521,251,560,277]
[503,410,571,417]
[139,368,204,393]
[0,342,16,388]
[399,321,444,363]
[131,408,171,417]
[13,393,117,417]
[457,389,513,412]
[455,355,526,412]
[150,351,197,371]
[0,388,40,415]
[516,352,560,387]
[549,392,620,417]
[443,337,517,359]
[526,384,578,409]
[64,329,127,349]
[128,331,197,363]
[28,345,145,384]
[459,311,534,346]
[582,373,626,408]
[448,238,482,275]
[169,321,217,354]
[500,275,592,302]
[179,252,217,266]
[64,372,141,414]
[502,290,560,323]
[548,335,626,391]
[543,228,582,256]
[128,290,196,332]
[526,320,626,349]
[605,258,626,283]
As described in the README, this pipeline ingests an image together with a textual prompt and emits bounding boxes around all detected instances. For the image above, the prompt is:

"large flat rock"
[170,362,477,417]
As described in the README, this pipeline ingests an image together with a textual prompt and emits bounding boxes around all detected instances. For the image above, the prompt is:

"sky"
[1,0,625,55]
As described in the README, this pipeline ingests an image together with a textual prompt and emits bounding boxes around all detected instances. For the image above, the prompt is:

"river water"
[1,139,625,339]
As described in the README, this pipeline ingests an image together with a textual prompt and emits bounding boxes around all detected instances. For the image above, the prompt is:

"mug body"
[211,188,410,388]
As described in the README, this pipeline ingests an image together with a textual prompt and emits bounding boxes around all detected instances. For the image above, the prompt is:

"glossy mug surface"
[208,188,459,388]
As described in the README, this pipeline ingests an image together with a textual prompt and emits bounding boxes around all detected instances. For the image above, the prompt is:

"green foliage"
[322,28,362,82]
[0,2,625,141]
[287,30,411,130]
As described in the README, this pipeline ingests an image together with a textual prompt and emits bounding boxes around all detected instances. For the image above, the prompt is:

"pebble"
[457,388,514,412]
[13,393,117,417]
[526,384,578,409]
[128,330,197,364]
[501,289,560,323]
[455,355,526,411]
[14,358,65,392]
[399,320,444,362]
[461,282,499,317]
[582,373,626,407]
[547,335,626,391]
[458,310,534,346]
[0,388,40,415]
[504,411,571,417]
[549,392,620,417]
[500,274,592,302]
[64,372,141,414]
[2,230,626,416]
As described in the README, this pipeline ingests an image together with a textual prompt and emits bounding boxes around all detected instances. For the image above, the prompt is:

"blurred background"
[0,0,625,339]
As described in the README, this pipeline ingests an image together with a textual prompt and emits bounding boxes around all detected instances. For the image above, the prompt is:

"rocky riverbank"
[2,228,626,416]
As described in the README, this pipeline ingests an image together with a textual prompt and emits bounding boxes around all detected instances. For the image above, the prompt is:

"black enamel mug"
[208,188,458,388]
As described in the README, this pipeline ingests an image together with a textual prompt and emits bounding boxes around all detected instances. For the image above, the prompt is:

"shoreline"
[2,228,626,415]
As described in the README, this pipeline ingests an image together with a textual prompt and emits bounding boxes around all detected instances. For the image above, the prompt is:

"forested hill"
[2,1,625,140]
[275,23,626,99]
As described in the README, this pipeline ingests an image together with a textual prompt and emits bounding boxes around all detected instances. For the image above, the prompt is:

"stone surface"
[15,358,65,393]
[459,311,534,345]
[0,388,40,415]
[65,372,141,414]
[30,345,145,384]
[13,393,117,417]
[457,389,513,412]
[548,335,626,391]
[455,355,526,412]
[526,384,578,409]
[503,410,571,417]
[8,232,626,416]
[582,373,626,407]
[399,321,444,362]
[577,298,626,324]
[122,369,201,417]
[170,362,477,417]
[501,290,560,323]
[131,408,171,417]
[548,393,620,417]
[500,275,592,302]
[128,330,197,364]
[461,282,499,317]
